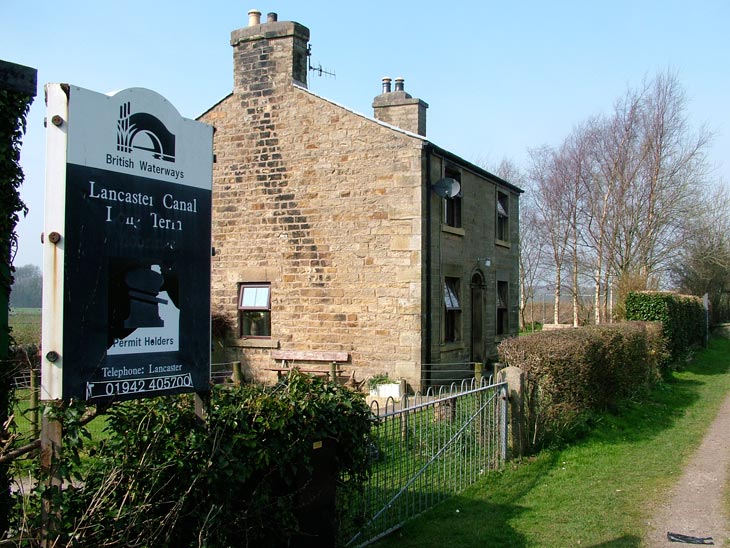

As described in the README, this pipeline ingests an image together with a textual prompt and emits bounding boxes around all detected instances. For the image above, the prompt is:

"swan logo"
[116,102,176,163]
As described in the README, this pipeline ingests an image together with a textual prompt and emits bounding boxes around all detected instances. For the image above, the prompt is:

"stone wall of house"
[201,80,426,387]
[424,152,521,382]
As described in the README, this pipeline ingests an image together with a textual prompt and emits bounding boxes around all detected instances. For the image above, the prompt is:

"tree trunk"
[594,266,602,325]
[554,271,561,325]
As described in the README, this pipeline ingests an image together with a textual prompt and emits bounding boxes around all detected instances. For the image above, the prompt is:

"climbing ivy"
[0,88,31,284]
[0,86,33,536]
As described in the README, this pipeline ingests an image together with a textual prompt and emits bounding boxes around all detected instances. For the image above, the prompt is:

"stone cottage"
[199,10,522,391]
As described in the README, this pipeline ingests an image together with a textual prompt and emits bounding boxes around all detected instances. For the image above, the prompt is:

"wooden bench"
[268,350,349,381]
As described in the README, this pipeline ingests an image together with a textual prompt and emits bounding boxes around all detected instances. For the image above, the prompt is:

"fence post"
[499,385,508,462]
[232,361,242,385]
[498,366,526,460]
[40,406,63,548]
[493,361,505,382]
[30,368,39,439]
[194,393,209,425]
[474,362,483,386]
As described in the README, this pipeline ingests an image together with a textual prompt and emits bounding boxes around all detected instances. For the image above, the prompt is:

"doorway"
[470,272,484,365]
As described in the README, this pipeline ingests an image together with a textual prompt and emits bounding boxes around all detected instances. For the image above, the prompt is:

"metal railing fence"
[341,379,508,547]
[419,361,485,388]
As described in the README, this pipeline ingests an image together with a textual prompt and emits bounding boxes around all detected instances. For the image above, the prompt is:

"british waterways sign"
[41,85,213,403]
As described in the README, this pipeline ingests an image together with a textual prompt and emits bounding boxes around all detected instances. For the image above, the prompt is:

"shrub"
[211,311,234,340]
[520,322,543,333]
[14,371,373,547]
[367,373,393,390]
[624,291,706,366]
[498,322,666,452]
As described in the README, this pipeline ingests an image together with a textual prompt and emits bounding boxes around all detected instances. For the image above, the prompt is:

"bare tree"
[526,71,713,322]
[581,93,645,323]
[9,263,41,308]
[517,203,545,329]
[609,72,711,301]
[672,182,730,322]
[559,126,594,326]
[529,146,574,325]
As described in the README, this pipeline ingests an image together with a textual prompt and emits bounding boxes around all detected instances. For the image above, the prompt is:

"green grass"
[373,337,730,548]
[12,388,39,437]
[11,388,109,443]
[8,307,41,346]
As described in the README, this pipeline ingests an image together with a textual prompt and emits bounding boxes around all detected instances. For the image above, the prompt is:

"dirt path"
[645,392,730,547]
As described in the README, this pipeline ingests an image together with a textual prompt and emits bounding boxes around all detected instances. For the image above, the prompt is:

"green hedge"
[624,291,706,365]
[14,372,373,547]
[498,322,666,452]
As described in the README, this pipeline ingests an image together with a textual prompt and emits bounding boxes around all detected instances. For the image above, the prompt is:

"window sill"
[232,338,280,349]
[442,225,465,237]
[495,239,511,249]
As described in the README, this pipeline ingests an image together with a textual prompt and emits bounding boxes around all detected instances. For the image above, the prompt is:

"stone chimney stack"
[230,10,310,94]
[372,77,428,136]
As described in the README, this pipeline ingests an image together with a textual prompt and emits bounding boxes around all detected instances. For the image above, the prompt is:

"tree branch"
[0,438,40,464]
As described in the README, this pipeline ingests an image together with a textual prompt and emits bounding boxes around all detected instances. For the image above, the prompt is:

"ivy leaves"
[0,89,31,268]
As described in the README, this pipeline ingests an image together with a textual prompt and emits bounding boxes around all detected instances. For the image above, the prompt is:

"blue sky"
[3,0,728,267]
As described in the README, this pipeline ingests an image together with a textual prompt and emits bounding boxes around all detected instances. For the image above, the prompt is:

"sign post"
[42,85,213,404]
[40,85,212,545]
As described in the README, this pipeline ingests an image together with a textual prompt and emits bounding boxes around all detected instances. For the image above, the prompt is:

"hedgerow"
[498,322,666,452]
[13,371,373,547]
[624,291,706,366]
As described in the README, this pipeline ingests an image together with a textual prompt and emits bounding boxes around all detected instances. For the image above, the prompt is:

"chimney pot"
[372,76,428,136]
[248,9,262,26]
[267,12,278,22]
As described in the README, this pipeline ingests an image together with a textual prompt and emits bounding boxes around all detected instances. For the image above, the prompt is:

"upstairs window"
[238,283,271,338]
[444,168,462,229]
[496,191,509,243]
[444,277,462,342]
[496,280,508,335]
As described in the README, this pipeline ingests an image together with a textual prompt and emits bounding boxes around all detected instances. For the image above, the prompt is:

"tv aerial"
[431,178,461,199]
[307,44,336,78]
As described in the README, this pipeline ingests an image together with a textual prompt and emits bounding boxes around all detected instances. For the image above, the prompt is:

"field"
[8,308,41,346]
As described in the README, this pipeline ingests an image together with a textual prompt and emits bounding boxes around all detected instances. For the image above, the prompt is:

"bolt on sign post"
[41,84,213,404]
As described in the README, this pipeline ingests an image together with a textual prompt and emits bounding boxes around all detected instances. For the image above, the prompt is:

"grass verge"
[8,307,41,346]
[372,337,730,548]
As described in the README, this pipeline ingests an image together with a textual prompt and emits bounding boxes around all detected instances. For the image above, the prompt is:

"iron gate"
[342,380,508,547]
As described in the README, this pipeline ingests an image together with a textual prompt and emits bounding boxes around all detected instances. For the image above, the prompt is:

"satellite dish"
[431,177,461,199]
